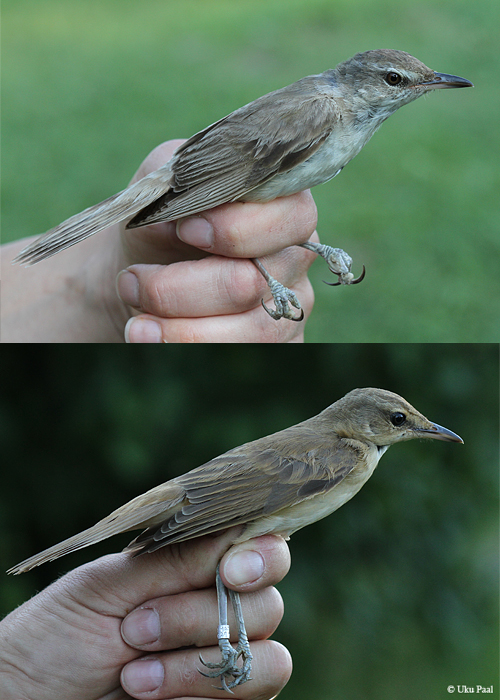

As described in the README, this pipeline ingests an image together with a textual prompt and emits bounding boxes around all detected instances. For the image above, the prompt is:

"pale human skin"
[0,529,292,700]
[2,140,317,343]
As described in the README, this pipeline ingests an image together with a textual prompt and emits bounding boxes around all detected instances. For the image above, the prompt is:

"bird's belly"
[242,488,360,540]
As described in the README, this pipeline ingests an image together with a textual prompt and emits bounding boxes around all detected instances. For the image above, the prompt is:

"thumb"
[219,534,291,593]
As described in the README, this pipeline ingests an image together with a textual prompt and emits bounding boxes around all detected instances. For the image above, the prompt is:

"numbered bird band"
[217,624,230,640]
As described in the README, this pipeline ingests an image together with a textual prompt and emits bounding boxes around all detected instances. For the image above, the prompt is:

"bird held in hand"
[8,388,463,691]
[12,50,473,321]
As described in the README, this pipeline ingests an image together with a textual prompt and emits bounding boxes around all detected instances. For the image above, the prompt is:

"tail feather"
[7,524,117,574]
[12,163,174,266]
[7,482,185,574]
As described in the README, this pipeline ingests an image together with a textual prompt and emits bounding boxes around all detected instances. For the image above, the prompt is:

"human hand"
[3,139,317,342]
[0,529,291,700]
[116,141,318,342]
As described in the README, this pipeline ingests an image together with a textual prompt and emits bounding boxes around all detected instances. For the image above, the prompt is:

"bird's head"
[335,49,473,120]
[330,387,463,448]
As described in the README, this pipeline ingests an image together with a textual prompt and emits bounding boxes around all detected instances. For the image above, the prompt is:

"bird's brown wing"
[126,74,340,227]
[125,440,357,554]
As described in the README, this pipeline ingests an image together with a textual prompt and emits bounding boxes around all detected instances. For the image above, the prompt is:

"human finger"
[120,639,292,700]
[67,530,290,614]
[219,535,291,593]
[176,189,318,258]
[117,241,316,320]
[121,586,283,652]
[123,278,312,343]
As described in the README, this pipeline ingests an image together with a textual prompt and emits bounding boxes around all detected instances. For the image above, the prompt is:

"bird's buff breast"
[235,442,384,543]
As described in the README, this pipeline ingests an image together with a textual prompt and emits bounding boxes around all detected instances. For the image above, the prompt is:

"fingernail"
[224,550,265,586]
[116,270,140,308]
[125,317,163,343]
[122,658,164,694]
[122,608,160,646]
[177,216,214,248]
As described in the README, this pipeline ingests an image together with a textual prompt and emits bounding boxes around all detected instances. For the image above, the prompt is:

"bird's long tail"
[7,482,184,574]
[12,163,174,265]
[7,520,130,574]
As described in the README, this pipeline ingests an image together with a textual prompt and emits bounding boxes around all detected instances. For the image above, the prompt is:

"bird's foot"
[252,257,304,321]
[301,242,365,286]
[261,279,304,321]
[229,637,253,688]
[199,636,253,691]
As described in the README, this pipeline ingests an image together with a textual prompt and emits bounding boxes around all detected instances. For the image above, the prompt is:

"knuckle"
[212,214,248,256]
[266,640,294,690]
[286,198,318,243]
[175,325,206,343]
[141,271,171,315]
[170,598,204,645]
[258,588,285,632]
[221,260,266,308]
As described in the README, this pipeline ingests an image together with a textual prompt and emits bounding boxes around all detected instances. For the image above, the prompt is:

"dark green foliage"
[0,344,498,699]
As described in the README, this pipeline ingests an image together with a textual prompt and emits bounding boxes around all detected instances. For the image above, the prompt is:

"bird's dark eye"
[385,72,402,86]
[390,412,406,426]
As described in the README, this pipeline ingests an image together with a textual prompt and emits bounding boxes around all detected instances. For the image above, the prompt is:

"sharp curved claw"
[198,653,235,673]
[292,307,305,322]
[351,264,366,284]
[218,677,235,694]
[199,653,218,670]
[228,673,253,688]
[323,264,366,286]
[260,299,304,322]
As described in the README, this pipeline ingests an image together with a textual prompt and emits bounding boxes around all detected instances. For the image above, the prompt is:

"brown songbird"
[12,51,473,321]
[8,388,463,691]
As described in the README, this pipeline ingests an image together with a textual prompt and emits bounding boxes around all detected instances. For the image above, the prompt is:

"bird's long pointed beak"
[419,72,474,89]
[417,422,464,443]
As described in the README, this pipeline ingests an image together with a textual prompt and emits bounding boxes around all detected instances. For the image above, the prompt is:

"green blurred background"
[2,0,499,342]
[1,344,498,699]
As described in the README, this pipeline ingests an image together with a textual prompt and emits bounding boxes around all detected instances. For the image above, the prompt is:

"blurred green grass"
[2,0,498,341]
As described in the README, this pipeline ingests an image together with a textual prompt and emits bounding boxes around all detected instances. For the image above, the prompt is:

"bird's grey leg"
[300,241,366,286]
[252,258,304,322]
[198,564,252,692]
[227,587,253,687]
